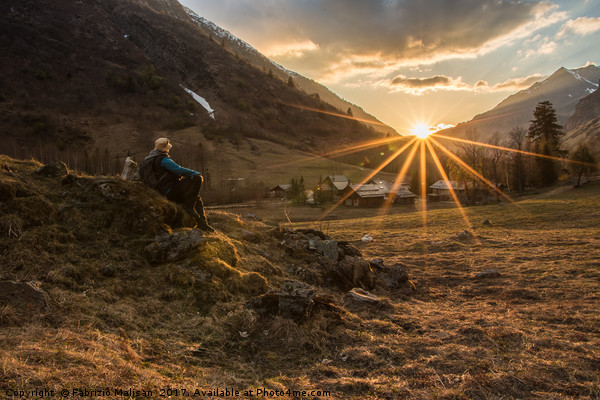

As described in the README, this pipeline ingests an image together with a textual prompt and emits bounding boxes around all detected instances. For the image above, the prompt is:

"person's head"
[155,137,172,153]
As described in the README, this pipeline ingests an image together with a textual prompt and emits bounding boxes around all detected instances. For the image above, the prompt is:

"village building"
[342,181,417,207]
[317,175,350,201]
[428,180,466,202]
[342,183,387,207]
[268,184,292,198]
[367,178,417,204]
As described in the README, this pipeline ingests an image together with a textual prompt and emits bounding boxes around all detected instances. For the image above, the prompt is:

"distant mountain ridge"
[442,65,600,145]
[184,7,397,137]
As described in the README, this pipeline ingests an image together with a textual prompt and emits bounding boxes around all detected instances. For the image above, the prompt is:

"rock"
[61,173,77,186]
[120,157,139,180]
[338,241,362,257]
[0,281,50,315]
[100,265,116,277]
[278,280,315,320]
[241,230,260,243]
[457,230,475,241]
[361,234,373,242]
[482,219,492,226]
[334,256,375,290]
[296,228,330,240]
[246,292,279,316]
[344,288,381,304]
[243,213,262,221]
[377,264,409,288]
[310,237,339,262]
[476,269,502,279]
[369,258,385,270]
[34,161,68,178]
[144,229,206,262]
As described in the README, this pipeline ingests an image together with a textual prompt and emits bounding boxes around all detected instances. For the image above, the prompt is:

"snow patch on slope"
[181,85,215,120]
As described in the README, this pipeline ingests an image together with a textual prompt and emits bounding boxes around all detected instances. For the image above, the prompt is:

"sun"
[411,123,433,139]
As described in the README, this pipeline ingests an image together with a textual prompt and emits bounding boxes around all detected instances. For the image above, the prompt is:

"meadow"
[1,155,599,399]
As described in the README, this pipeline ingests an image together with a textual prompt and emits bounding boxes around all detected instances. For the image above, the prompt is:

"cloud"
[385,73,545,94]
[492,74,545,90]
[181,0,568,81]
[521,39,558,59]
[388,74,470,94]
[557,17,600,38]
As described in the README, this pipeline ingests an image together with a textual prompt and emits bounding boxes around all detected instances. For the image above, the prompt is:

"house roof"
[272,184,292,191]
[346,184,388,198]
[366,179,416,198]
[321,175,349,190]
[368,178,409,187]
[430,180,464,190]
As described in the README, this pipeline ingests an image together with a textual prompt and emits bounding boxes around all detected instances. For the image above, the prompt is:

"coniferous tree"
[286,77,295,88]
[527,101,564,185]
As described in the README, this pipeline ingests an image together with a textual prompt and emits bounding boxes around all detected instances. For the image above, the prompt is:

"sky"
[179,0,600,135]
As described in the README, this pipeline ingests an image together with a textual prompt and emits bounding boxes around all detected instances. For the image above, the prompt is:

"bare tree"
[508,127,527,194]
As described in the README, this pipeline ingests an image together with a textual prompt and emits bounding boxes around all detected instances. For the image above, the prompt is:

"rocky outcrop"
[144,228,207,262]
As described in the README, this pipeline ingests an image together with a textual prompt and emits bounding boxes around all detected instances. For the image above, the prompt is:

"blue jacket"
[160,157,200,177]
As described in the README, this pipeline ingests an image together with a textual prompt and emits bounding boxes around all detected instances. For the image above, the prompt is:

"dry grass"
[1,155,599,399]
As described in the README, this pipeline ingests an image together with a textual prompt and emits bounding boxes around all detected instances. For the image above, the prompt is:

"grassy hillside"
[1,155,599,399]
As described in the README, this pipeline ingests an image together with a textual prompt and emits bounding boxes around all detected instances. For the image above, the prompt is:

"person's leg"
[167,175,213,231]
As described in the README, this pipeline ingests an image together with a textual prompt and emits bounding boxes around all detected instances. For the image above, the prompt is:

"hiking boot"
[184,206,215,232]
[197,220,215,233]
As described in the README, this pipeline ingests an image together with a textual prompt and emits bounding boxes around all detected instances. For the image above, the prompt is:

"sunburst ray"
[318,137,419,220]
[429,136,522,208]
[424,139,474,231]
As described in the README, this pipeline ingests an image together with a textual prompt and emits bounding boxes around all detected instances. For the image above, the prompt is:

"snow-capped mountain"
[442,65,600,142]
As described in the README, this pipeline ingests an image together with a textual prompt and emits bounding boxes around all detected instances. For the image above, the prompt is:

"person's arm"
[160,157,200,177]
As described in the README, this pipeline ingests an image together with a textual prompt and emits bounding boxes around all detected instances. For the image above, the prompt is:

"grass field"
[1,156,599,399]
[209,182,600,398]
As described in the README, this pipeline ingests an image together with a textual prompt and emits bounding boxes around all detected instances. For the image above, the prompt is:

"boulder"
[241,230,260,243]
[278,280,315,320]
[144,229,206,262]
[457,230,475,242]
[475,269,502,279]
[120,157,140,180]
[338,241,362,257]
[34,161,68,178]
[334,256,375,290]
[0,281,50,315]
[309,237,339,262]
[377,264,409,289]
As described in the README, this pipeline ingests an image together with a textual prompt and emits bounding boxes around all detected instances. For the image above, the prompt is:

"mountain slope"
[184,8,397,137]
[563,88,600,153]
[0,0,389,176]
[441,65,600,142]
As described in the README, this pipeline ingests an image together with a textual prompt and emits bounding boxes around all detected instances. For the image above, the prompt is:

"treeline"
[0,138,269,206]
[446,101,597,204]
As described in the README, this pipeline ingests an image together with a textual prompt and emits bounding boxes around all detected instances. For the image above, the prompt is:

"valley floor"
[1,163,599,399]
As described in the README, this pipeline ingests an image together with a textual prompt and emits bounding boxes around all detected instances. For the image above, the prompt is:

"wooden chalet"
[367,179,417,204]
[269,184,292,198]
[342,184,387,207]
[317,175,350,201]
[428,180,466,202]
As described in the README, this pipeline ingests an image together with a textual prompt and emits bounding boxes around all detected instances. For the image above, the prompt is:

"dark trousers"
[166,175,208,222]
